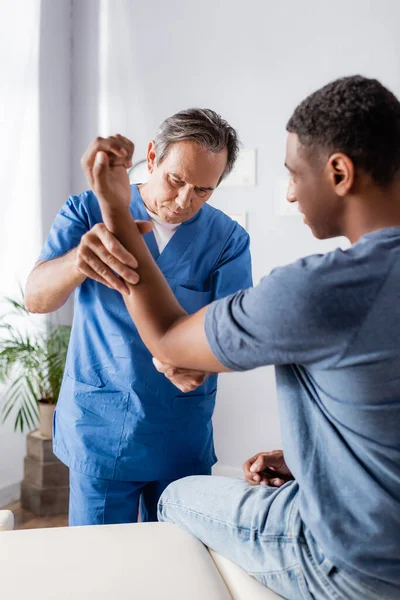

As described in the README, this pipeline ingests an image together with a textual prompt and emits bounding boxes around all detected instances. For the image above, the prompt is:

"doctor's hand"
[243,450,294,487]
[81,134,134,213]
[152,358,209,393]
[75,221,152,294]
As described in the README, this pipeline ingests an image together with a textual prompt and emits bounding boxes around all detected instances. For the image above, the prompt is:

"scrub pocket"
[56,374,129,477]
[163,389,217,475]
[174,285,212,314]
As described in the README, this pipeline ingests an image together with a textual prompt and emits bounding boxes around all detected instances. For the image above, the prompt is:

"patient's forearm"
[101,205,226,372]
[102,206,187,345]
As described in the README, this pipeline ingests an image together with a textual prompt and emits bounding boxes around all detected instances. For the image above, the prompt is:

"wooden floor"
[2,501,68,530]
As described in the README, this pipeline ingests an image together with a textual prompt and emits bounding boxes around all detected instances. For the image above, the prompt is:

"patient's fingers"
[243,455,262,485]
[243,453,276,486]
[81,135,134,187]
[244,450,291,487]
[115,134,135,165]
[261,477,286,487]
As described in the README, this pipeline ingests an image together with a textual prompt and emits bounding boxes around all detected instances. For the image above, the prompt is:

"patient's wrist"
[101,204,134,235]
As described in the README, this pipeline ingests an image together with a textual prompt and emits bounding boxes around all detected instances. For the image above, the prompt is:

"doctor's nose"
[176,187,192,210]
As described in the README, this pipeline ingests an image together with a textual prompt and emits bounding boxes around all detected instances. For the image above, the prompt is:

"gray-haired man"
[25,109,253,526]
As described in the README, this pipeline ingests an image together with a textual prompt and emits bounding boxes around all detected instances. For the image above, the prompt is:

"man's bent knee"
[157,475,208,522]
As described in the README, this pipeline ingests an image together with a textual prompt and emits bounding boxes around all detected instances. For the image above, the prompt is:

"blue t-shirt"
[205,227,400,587]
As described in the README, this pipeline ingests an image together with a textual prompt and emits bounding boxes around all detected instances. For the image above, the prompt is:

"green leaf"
[0,288,70,432]
[2,403,16,424]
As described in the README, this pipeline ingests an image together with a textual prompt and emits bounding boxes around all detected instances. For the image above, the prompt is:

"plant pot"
[38,402,55,438]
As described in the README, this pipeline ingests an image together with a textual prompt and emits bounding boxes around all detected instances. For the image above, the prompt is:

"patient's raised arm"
[84,142,228,374]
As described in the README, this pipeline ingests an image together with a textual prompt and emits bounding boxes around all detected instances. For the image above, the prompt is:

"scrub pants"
[158,476,399,600]
[68,467,212,526]
[69,471,174,526]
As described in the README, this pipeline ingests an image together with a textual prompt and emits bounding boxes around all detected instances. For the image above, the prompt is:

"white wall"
[94,0,400,475]
[5,1,400,498]
[71,0,101,195]
[41,0,100,326]
[39,0,74,326]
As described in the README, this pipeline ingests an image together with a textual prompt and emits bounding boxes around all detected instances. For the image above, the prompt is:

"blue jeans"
[158,476,398,600]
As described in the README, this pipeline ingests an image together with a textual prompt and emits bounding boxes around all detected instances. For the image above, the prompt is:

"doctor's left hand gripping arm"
[81,136,230,373]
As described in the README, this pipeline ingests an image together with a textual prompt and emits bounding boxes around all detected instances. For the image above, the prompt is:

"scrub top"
[38,185,253,481]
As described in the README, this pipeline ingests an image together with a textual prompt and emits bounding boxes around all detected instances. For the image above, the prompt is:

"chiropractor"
[25,109,252,525]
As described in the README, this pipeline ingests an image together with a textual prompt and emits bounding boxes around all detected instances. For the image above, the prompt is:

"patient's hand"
[243,450,294,487]
[152,358,209,393]
[81,134,134,213]
[76,221,152,294]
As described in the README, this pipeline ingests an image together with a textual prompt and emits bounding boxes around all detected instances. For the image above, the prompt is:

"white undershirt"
[145,208,180,253]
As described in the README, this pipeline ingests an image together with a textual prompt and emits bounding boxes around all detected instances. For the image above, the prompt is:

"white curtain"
[0,0,42,505]
[0,0,42,303]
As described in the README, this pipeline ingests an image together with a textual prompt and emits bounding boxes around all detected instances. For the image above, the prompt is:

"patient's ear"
[327,152,355,196]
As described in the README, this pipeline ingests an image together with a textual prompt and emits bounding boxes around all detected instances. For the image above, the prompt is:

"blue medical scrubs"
[38,185,252,524]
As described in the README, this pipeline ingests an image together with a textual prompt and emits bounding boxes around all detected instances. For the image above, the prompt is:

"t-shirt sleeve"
[37,194,91,262]
[204,253,361,371]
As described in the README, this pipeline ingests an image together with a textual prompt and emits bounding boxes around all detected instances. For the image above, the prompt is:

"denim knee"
[157,476,202,521]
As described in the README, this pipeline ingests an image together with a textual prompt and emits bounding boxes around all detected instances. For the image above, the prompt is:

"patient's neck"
[342,181,400,243]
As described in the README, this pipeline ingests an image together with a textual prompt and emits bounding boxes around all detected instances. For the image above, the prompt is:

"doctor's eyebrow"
[196,185,215,192]
[169,172,184,181]
[170,172,215,192]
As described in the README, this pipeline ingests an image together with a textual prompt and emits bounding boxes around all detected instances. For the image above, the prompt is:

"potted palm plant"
[0,292,71,437]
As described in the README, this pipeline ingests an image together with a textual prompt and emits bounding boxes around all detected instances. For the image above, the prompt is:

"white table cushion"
[0,510,14,531]
[0,522,231,599]
[210,550,283,599]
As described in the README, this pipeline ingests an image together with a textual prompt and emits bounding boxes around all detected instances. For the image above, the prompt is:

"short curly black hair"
[287,75,400,187]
